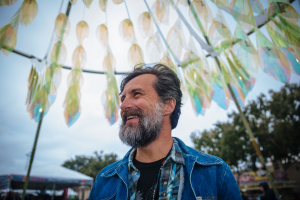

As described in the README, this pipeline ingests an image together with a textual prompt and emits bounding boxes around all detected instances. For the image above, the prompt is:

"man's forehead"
[123,74,157,93]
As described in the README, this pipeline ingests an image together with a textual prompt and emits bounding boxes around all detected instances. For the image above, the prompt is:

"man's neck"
[135,133,173,163]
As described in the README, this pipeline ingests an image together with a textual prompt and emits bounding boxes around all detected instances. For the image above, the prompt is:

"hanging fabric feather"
[267,0,300,48]
[99,0,107,12]
[55,13,71,41]
[112,0,122,4]
[19,0,38,26]
[210,0,229,7]
[166,27,182,60]
[211,59,231,110]
[231,23,259,73]
[266,18,300,76]
[0,0,18,6]
[230,0,257,31]
[50,41,67,65]
[76,20,89,44]
[189,0,213,36]
[208,9,232,53]
[151,0,169,26]
[250,0,265,15]
[0,11,19,56]
[137,12,153,38]
[146,32,164,62]
[119,19,135,43]
[96,24,108,49]
[256,28,291,83]
[83,0,94,8]
[70,0,77,5]
[128,43,144,67]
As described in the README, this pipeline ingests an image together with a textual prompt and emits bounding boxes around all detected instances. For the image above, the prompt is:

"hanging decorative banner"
[208,9,232,53]
[26,10,71,122]
[151,0,169,26]
[231,23,259,73]
[0,0,18,6]
[19,0,38,26]
[256,28,291,83]
[137,12,153,38]
[0,11,19,56]
[64,20,89,126]
[189,0,213,36]
[230,0,257,31]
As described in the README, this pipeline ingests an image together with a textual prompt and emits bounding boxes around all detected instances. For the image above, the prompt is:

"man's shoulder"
[97,159,125,178]
[174,137,224,166]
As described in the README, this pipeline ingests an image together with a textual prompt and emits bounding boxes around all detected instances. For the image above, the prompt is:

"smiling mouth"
[127,115,139,120]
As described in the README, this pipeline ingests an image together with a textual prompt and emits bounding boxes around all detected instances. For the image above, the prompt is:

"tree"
[62,151,118,180]
[191,83,300,173]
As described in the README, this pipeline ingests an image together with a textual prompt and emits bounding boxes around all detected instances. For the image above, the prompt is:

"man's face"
[119,74,165,148]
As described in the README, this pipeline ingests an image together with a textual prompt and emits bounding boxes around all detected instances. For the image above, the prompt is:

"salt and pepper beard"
[119,102,165,148]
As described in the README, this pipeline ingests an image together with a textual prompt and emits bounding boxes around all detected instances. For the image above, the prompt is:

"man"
[89,64,241,200]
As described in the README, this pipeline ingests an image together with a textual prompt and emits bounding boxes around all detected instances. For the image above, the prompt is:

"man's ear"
[164,98,176,116]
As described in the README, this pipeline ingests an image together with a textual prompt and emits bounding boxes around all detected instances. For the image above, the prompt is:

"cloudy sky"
[0,0,299,175]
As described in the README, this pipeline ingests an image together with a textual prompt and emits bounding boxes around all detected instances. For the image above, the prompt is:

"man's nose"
[120,96,133,111]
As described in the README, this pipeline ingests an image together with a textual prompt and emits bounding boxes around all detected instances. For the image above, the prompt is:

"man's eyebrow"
[120,88,145,99]
[131,88,145,93]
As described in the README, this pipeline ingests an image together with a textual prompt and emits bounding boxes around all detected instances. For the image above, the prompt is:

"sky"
[0,0,300,174]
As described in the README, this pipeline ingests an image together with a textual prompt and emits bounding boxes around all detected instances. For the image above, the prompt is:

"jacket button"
[163,181,167,185]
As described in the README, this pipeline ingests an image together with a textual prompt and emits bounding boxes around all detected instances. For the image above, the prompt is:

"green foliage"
[62,151,118,180]
[191,83,300,170]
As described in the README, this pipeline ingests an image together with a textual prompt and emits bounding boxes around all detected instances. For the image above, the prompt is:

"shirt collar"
[128,138,185,172]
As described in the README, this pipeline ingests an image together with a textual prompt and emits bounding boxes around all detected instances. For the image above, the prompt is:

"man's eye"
[134,92,141,97]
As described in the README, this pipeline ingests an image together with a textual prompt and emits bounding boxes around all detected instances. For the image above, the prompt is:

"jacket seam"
[217,164,228,199]
[187,155,197,200]
[117,170,129,199]
[101,161,124,176]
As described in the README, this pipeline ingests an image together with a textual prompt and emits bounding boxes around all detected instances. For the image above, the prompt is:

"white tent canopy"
[0,164,93,190]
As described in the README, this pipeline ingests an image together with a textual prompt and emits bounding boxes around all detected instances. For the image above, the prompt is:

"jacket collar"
[101,137,223,178]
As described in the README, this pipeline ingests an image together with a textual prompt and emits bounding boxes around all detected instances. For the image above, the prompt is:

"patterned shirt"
[128,138,185,200]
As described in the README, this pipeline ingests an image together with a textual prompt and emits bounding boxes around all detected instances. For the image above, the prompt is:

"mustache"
[121,109,143,124]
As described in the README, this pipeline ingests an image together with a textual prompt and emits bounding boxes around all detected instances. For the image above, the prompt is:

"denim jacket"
[89,137,242,200]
